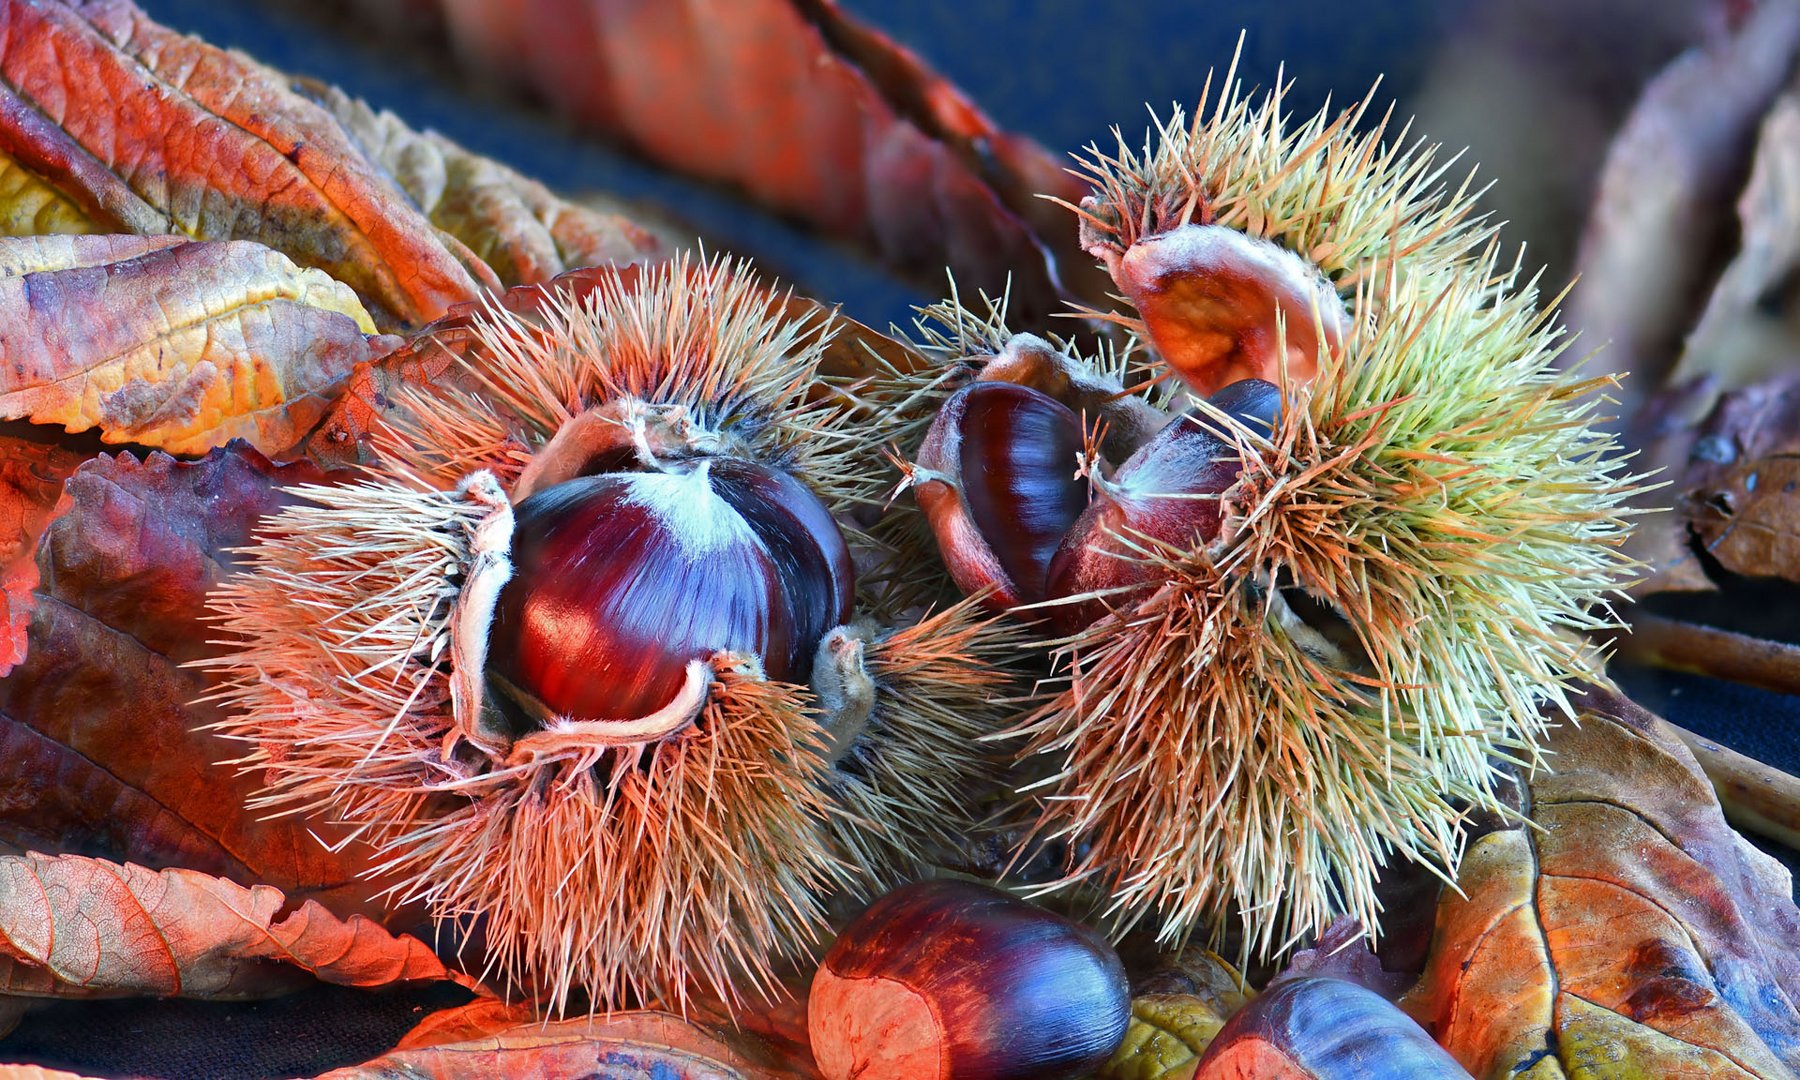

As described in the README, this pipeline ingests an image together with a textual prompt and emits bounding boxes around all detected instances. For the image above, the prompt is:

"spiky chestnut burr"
[203,256,1021,1013]
[905,67,1639,960]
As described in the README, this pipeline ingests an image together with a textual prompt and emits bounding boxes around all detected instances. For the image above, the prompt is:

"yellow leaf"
[0,235,381,455]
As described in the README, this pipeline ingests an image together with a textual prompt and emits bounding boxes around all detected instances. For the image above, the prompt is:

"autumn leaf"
[1401,689,1800,1078]
[1100,993,1244,1080]
[297,80,668,289]
[319,1011,788,1080]
[1566,0,1800,419]
[0,0,489,327]
[0,445,383,914]
[339,0,1100,324]
[0,853,453,1001]
[0,430,87,680]
[0,0,671,338]
[0,235,390,456]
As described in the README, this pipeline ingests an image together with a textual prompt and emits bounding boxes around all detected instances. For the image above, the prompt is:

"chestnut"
[1045,378,1281,630]
[809,879,1130,1080]
[488,455,853,722]
[913,381,1090,608]
[1193,977,1473,1078]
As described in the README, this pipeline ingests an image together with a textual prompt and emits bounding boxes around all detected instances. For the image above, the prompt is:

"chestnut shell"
[917,381,1089,607]
[1044,378,1281,630]
[489,459,852,722]
[809,879,1130,1080]
[1195,977,1471,1077]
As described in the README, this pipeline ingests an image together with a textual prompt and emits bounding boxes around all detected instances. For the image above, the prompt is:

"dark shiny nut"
[809,879,1131,1080]
[1045,379,1281,631]
[489,458,852,722]
[1195,977,1474,1078]
[915,381,1089,608]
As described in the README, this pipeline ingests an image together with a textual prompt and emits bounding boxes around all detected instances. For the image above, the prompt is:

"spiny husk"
[205,257,1022,1010]
[871,283,1158,611]
[1015,244,1639,958]
[1072,57,1493,302]
[379,252,884,513]
[827,600,1031,883]
[204,475,845,1011]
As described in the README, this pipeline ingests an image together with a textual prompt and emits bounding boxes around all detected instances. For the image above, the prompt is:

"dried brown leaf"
[320,1011,787,1080]
[1567,0,1800,417]
[1675,91,1800,391]
[0,853,451,1000]
[1629,375,1800,597]
[0,234,387,455]
[1401,688,1800,1078]
[0,446,382,914]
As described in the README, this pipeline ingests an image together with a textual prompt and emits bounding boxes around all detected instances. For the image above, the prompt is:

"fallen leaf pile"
[0,0,1788,1077]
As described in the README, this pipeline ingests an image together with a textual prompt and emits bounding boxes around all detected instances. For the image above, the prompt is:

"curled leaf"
[1567,0,1800,416]
[0,235,387,455]
[0,853,451,1000]
[1401,689,1800,1078]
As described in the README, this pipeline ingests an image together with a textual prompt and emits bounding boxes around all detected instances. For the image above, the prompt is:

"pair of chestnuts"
[916,353,1282,633]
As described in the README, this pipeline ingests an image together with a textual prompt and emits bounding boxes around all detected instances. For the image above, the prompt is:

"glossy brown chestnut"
[808,879,1130,1080]
[914,381,1090,608]
[488,457,853,722]
[1044,379,1281,630]
[1193,977,1473,1078]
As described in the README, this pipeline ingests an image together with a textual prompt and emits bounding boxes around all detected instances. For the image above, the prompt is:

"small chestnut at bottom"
[808,879,1130,1080]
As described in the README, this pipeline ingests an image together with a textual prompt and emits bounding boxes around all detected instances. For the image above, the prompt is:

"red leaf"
[0,446,383,915]
[324,1010,795,1080]
[0,431,86,680]
[346,0,1099,323]
[0,0,486,328]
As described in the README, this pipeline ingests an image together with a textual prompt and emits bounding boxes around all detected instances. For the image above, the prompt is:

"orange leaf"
[0,0,483,328]
[0,235,387,455]
[357,0,1099,323]
[322,1011,792,1080]
[1401,689,1800,1078]
[0,853,452,1000]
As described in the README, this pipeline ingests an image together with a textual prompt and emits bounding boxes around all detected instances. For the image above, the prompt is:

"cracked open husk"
[908,67,1642,959]
[202,255,1021,1012]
